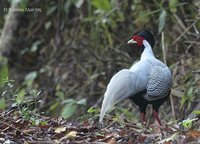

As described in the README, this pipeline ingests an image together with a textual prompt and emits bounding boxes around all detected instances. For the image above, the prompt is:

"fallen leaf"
[106,137,116,144]
[186,130,200,137]
[66,131,77,139]
[171,89,184,97]
[54,126,66,133]
[23,127,40,134]
[56,131,78,143]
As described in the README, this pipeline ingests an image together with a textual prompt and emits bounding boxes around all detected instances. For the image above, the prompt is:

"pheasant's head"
[127,31,155,48]
[126,31,155,59]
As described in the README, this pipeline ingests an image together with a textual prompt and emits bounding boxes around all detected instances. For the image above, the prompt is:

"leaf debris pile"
[0,110,200,143]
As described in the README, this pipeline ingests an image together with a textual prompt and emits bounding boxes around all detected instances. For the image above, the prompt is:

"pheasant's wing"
[99,69,146,122]
[145,66,172,101]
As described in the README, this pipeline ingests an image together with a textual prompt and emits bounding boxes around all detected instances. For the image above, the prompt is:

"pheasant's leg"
[152,93,170,126]
[153,110,162,126]
[139,102,148,125]
[140,112,146,124]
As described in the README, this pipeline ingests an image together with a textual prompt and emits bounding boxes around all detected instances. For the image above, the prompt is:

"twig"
[170,95,176,123]
[161,31,166,64]
[110,45,131,59]
[25,141,55,144]
[184,41,200,44]
[103,107,132,129]
[172,13,187,32]
[0,119,39,140]
[172,20,198,45]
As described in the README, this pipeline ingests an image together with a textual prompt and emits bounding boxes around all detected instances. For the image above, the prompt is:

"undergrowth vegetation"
[0,0,199,131]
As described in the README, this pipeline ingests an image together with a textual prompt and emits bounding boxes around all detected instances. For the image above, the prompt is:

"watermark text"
[3,7,42,13]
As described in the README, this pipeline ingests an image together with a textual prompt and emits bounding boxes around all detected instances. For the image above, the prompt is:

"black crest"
[138,31,155,48]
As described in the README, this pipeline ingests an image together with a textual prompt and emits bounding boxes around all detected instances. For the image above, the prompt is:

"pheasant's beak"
[127,39,137,44]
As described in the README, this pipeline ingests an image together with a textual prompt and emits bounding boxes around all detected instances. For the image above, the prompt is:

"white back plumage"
[99,40,172,122]
[99,69,146,122]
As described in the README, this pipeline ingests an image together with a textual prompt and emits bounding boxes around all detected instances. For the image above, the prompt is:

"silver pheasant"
[99,31,172,125]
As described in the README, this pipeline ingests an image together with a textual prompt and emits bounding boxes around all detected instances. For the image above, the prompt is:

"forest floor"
[0,109,200,144]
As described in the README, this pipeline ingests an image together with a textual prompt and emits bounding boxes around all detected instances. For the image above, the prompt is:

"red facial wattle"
[132,36,145,47]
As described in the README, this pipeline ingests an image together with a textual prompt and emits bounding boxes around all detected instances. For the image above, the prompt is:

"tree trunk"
[0,1,21,56]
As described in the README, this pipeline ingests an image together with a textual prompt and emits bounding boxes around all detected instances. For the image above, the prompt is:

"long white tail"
[99,69,139,122]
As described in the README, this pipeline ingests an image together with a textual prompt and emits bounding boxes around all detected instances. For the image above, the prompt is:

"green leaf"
[31,41,42,52]
[75,0,84,8]
[87,106,98,113]
[50,102,60,111]
[47,6,57,16]
[171,89,184,98]
[0,98,6,109]
[169,0,178,13]
[45,21,52,30]
[92,0,111,11]
[187,87,194,97]
[0,57,8,88]
[24,71,37,86]
[25,71,37,81]
[192,110,200,115]
[61,103,77,119]
[62,98,76,104]
[16,89,26,104]
[158,10,167,33]
[40,120,48,126]
[19,0,28,9]
[55,91,65,100]
[181,118,198,129]
[0,65,8,87]
[77,98,86,105]
[180,94,186,108]
[64,1,72,14]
